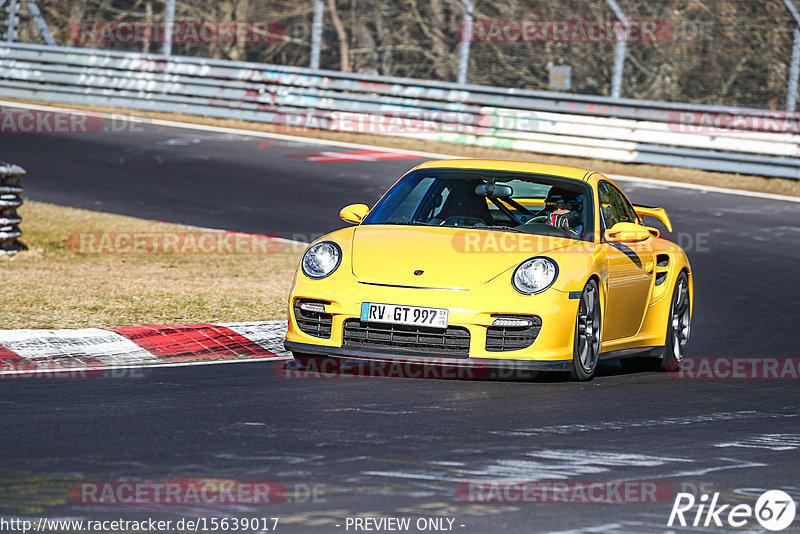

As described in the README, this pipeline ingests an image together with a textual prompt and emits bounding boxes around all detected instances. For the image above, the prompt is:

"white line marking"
[0,354,291,376]
[490,411,797,437]
[611,457,767,483]
[2,99,799,204]
[716,433,800,451]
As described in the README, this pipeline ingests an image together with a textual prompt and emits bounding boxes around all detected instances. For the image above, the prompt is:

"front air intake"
[485,315,542,352]
[293,299,332,339]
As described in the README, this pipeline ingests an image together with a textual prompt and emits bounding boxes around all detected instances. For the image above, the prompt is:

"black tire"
[661,271,691,371]
[570,279,602,381]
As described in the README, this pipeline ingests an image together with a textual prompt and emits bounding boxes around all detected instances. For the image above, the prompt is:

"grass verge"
[1,201,303,329]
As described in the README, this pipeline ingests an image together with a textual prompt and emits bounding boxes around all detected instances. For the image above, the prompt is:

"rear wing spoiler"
[634,205,672,233]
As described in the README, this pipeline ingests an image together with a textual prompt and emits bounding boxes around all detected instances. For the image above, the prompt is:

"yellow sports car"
[284,160,692,380]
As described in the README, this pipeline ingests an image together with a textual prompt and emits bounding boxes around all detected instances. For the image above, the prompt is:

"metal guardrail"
[0,162,25,257]
[1,42,799,179]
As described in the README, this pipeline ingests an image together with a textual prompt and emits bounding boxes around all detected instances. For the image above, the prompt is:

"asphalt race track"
[2,121,800,533]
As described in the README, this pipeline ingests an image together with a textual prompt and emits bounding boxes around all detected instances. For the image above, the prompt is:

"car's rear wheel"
[570,279,601,381]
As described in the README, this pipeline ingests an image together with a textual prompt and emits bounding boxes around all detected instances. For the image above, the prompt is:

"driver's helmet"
[543,188,584,233]
[545,188,583,212]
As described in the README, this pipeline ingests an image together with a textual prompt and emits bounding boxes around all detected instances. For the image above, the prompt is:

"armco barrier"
[0,162,25,257]
[1,42,799,179]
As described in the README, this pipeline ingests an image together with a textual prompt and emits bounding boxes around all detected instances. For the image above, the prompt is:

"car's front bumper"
[284,277,581,364]
[284,339,573,371]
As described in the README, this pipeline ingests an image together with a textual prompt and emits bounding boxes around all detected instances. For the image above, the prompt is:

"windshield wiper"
[379,221,434,226]
[479,225,527,233]
[375,222,526,233]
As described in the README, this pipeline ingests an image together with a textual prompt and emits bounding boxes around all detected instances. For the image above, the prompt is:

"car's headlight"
[301,241,342,279]
[512,257,558,294]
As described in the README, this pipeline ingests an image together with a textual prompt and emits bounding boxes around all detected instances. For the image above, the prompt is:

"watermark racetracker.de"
[457,480,675,504]
[67,231,290,254]
[1,357,147,380]
[69,20,285,44]
[69,479,326,505]
[275,357,499,381]
[666,110,800,135]
[271,110,503,136]
[449,231,714,254]
[669,357,800,379]
[458,19,674,43]
[1,108,147,135]
[70,480,287,505]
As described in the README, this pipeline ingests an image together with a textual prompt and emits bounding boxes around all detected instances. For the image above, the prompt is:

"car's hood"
[351,224,577,290]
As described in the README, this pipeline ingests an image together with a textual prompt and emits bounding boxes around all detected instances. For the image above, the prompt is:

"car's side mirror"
[604,222,651,243]
[340,204,369,224]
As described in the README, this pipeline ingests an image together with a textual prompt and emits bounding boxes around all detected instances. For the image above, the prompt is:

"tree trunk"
[327,0,350,72]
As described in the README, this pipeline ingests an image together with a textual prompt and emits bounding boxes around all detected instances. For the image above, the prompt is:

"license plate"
[361,302,448,329]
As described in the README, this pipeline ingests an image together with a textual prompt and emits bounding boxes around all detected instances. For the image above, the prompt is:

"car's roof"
[411,159,597,181]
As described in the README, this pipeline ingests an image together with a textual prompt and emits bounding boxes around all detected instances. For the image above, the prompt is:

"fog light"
[492,318,532,327]
[300,302,326,313]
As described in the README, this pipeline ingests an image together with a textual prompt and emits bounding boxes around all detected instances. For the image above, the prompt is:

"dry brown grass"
[6,96,800,198]
[1,201,303,329]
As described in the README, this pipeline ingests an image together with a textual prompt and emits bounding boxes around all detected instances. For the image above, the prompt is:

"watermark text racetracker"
[458,480,674,504]
[451,231,714,254]
[0,108,147,135]
[670,357,800,379]
[276,357,497,381]
[70,20,285,44]
[274,110,503,136]
[666,110,800,134]
[68,231,291,255]
[1,357,147,380]
[70,479,326,505]
[460,19,674,43]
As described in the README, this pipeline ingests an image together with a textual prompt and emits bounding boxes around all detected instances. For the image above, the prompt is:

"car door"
[598,181,654,341]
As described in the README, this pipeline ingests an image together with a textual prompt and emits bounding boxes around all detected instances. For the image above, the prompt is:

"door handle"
[645,261,654,274]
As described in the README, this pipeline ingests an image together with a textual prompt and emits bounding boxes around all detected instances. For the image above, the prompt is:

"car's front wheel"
[570,279,602,381]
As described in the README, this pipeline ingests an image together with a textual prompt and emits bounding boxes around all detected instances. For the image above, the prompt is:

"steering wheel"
[518,221,576,238]
[440,216,487,228]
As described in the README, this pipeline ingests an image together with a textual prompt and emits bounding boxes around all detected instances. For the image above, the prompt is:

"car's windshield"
[362,169,594,241]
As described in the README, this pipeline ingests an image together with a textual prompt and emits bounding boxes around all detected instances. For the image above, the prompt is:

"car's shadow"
[277,357,655,383]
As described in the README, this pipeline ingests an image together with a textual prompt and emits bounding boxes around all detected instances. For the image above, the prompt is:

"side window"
[598,182,637,229]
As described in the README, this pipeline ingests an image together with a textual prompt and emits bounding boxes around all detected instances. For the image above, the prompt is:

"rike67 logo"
[669,490,796,531]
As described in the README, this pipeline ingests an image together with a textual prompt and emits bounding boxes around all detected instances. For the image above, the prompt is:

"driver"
[537,189,584,236]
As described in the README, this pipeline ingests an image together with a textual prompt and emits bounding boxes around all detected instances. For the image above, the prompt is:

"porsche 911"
[284,160,692,380]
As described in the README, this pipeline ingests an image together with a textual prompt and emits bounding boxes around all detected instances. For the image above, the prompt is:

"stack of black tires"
[1,162,26,257]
